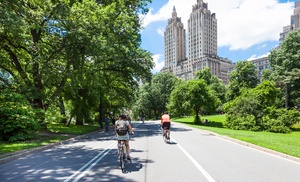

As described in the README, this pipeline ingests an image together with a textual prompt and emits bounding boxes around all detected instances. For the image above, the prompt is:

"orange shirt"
[161,114,171,123]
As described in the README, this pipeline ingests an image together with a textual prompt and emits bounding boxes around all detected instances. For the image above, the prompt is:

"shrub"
[0,91,38,141]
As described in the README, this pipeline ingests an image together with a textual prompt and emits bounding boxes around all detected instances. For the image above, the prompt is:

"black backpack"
[116,120,128,136]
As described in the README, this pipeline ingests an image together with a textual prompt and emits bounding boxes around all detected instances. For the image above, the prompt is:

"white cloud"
[141,0,295,50]
[151,54,164,73]
[157,27,165,36]
[257,44,267,49]
[248,52,270,61]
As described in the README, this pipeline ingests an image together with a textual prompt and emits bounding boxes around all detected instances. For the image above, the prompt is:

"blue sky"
[139,0,298,73]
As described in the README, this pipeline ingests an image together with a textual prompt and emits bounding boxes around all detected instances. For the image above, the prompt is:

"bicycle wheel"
[163,130,167,143]
[120,153,125,171]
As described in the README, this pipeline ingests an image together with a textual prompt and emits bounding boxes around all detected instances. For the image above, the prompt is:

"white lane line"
[64,142,116,182]
[172,138,216,182]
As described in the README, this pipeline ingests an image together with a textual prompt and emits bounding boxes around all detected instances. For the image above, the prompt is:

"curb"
[174,121,300,164]
[0,130,102,164]
[206,131,300,163]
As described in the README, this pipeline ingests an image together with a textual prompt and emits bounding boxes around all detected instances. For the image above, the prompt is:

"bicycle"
[162,127,170,143]
[118,140,131,172]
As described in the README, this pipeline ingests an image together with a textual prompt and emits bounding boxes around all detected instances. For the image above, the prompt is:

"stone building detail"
[161,0,233,84]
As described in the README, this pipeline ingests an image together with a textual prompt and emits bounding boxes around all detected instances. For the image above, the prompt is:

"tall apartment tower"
[280,0,300,43]
[161,0,233,83]
[291,1,300,30]
[164,6,186,72]
[188,0,218,76]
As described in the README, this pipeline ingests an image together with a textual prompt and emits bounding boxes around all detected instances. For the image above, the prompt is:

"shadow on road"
[0,121,190,181]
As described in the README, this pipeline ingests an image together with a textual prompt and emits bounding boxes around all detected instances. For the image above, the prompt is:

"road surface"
[1,121,300,182]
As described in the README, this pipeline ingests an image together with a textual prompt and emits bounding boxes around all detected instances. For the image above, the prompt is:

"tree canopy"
[0,0,153,132]
[268,29,300,109]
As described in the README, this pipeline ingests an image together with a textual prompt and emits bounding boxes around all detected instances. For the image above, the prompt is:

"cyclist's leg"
[167,123,170,138]
[161,122,166,135]
[125,140,131,158]
[117,140,121,156]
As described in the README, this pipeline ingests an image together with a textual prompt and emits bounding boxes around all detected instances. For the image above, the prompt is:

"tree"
[223,80,299,133]
[195,67,226,104]
[226,61,259,101]
[133,72,180,120]
[148,72,180,118]
[0,0,153,128]
[269,29,300,109]
[168,79,220,124]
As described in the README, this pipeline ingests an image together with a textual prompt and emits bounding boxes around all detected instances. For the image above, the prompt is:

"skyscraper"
[280,0,300,43]
[188,0,222,78]
[162,0,233,83]
[188,0,217,60]
[163,6,186,73]
[291,1,300,30]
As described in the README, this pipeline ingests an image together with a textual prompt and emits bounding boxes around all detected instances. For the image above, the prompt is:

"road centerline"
[63,141,116,182]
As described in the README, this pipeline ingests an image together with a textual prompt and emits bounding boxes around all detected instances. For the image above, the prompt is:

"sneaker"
[127,155,131,160]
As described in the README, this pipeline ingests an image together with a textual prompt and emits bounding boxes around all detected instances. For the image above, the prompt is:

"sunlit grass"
[173,115,300,158]
[0,123,99,155]
[47,123,99,135]
[0,136,68,154]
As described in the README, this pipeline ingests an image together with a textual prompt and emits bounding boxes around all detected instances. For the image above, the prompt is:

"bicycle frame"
[119,140,127,171]
[162,127,170,143]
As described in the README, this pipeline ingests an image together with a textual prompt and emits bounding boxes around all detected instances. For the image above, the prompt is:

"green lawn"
[0,123,99,155]
[173,114,300,158]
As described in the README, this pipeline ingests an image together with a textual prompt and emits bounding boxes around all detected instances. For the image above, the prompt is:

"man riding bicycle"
[161,111,171,139]
[115,114,134,160]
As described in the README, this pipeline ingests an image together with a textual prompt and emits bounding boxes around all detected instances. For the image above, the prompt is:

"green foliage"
[263,107,300,133]
[224,96,262,131]
[195,67,226,104]
[168,79,220,123]
[226,61,259,101]
[0,0,153,128]
[224,81,299,133]
[133,73,180,119]
[0,91,38,142]
[268,29,300,108]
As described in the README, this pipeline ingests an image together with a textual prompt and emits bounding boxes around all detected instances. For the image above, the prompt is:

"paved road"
[1,121,300,182]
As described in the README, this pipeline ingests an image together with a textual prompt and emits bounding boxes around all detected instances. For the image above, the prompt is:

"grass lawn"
[0,123,99,155]
[173,114,300,158]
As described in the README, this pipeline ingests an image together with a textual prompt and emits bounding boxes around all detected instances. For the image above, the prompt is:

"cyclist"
[115,114,134,160]
[161,111,171,139]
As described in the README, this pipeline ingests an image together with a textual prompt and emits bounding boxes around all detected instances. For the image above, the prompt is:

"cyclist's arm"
[128,123,134,135]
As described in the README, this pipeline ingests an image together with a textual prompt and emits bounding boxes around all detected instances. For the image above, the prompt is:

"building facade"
[280,0,300,43]
[291,1,300,30]
[163,6,186,74]
[250,57,271,80]
[161,0,233,83]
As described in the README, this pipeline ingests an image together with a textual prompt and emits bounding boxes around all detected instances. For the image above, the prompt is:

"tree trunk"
[32,98,47,130]
[98,99,103,128]
[59,96,67,124]
[285,84,289,109]
[194,109,201,124]
[76,117,84,125]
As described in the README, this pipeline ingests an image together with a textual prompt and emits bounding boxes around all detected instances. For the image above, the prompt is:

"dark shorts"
[162,122,170,130]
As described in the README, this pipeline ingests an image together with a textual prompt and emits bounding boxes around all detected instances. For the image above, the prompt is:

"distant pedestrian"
[126,115,131,125]
[111,116,116,127]
[104,116,109,132]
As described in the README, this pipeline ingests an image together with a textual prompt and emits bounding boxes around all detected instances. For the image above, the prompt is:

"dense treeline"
[1,1,300,142]
[0,0,153,141]
[132,29,300,133]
